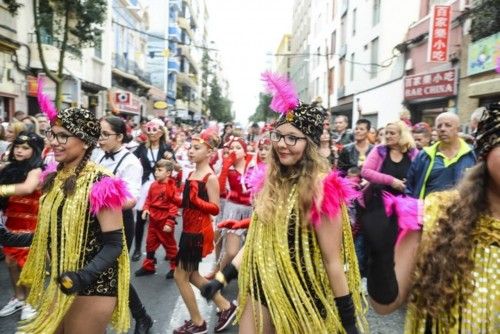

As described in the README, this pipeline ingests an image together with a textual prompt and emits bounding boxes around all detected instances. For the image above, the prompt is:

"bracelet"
[0,185,15,197]
[215,271,227,286]
[60,275,74,289]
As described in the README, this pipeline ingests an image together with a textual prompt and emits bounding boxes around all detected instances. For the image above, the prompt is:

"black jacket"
[337,142,373,174]
[134,142,174,184]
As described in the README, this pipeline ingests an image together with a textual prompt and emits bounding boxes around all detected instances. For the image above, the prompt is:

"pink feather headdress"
[261,71,299,114]
[37,77,58,123]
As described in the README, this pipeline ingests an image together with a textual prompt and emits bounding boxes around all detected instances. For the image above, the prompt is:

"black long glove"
[334,294,359,334]
[58,229,123,295]
[201,263,238,301]
[360,193,399,304]
[0,223,33,247]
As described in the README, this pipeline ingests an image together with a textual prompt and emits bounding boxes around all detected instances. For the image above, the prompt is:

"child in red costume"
[173,129,237,334]
[135,159,181,279]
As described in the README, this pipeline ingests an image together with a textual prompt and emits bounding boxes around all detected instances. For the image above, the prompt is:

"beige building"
[275,34,292,79]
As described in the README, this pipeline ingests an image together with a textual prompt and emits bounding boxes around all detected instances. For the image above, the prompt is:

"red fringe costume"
[3,191,41,267]
[176,173,218,272]
[141,177,180,272]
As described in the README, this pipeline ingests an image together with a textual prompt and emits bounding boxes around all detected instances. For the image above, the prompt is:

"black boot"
[131,249,142,262]
[130,285,153,333]
[134,313,153,334]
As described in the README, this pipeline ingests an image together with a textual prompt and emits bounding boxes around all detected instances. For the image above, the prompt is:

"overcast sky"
[206,0,293,126]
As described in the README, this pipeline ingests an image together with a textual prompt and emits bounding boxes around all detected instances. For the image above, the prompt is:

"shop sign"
[27,76,38,97]
[427,5,451,62]
[110,89,141,114]
[467,32,500,76]
[404,69,457,100]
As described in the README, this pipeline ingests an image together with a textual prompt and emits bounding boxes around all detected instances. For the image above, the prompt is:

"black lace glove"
[201,263,238,301]
[334,294,359,334]
[58,229,123,295]
[0,223,33,247]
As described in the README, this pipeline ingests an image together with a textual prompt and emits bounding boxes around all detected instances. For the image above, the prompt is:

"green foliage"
[3,0,23,15]
[208,76,232,123]
[470,0,500,42]
[249,93,275,122]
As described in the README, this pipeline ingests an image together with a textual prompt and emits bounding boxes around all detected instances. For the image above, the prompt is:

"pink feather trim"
[39,161,58,184]
[245,162,267,196]
[310,171,360,227]
[382,191,423,245]
[261,71,299,114]
[37,77,58,123]
[89,177,131,215]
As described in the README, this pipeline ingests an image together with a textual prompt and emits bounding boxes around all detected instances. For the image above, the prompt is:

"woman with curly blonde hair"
[366,104,499,333]
[200,73,366,334]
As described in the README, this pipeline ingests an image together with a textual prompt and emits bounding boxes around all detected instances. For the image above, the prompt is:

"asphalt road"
[0,227,406,333]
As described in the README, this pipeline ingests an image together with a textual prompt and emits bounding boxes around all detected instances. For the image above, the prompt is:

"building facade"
[275,34,292,78]
[291,0,312,102]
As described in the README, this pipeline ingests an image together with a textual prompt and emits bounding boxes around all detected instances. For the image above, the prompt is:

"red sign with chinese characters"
[427,5,451,62]
[404,69,457,100]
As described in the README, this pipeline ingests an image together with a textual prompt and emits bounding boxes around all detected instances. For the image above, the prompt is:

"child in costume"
[364,103,499,333]
[0,132,44,320]
[173,129,237,334]
[0,107,131,334]
[217,136,254,270]
[135,159,180,279]
[202,72,367,334]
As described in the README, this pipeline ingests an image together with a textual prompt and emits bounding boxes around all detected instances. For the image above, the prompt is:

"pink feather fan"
[37,77,57,123]
[89,177,131,215]
[261,71,299,114]
[310,171,360,227]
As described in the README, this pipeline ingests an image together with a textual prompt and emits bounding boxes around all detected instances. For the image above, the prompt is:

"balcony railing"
[113,53,151,84]
[28,32,81,56]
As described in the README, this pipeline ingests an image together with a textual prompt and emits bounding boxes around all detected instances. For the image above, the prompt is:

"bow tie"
[104,150,119,161]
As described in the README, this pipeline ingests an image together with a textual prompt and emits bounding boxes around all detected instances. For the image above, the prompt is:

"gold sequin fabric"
[237,185,367,333]
[18,162,130,333]
[405,192,500,333]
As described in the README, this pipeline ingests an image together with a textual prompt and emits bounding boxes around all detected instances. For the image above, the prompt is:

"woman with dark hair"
[0,132,44,320]
[92,115,153,334]
[132,118,174,261]
[366,105,499,333]
[0,107,131,333]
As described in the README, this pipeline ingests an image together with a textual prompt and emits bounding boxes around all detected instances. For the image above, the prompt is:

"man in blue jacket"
[406,112,476,199]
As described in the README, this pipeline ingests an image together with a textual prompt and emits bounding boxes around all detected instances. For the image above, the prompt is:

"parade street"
[0,239,406,334]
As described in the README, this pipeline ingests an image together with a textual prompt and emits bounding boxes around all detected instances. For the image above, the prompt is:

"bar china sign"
[428,5,451,62]
[404,69,457,100]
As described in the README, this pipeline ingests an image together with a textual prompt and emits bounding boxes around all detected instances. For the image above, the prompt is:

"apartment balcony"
[178,45,199,74]
[112,53,151,87]
[0,6,17,42]
[170,0,181,12]
[28,32,81,73]
[168,25,181,42]
[177,72,197,89]
[177,17,194,41]
[168,57,180,73]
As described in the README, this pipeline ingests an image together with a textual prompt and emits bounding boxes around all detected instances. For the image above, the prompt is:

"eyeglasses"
[270,131,307,146]
[99,131,119,140]
[45,130,76,144]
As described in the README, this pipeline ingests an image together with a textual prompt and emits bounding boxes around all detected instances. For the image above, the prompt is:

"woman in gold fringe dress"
[1,107,131,333]
[201,72,367,334]
[366,104,500,333]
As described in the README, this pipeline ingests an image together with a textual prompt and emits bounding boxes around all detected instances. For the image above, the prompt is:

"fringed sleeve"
[310,171,360,227]
[89,177,131,214]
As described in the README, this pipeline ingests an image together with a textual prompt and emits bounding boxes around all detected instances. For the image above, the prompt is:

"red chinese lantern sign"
[427,5,451,62]
[404,69,457,100]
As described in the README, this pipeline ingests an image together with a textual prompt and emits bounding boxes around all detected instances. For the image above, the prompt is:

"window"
[373,0,381,26]
[340,14,346,46]
[332,0,336,19]
[94,36,102,59]
[350,53,355,81]
[370,37,379,79]
[315,77,320,97]
[352,8,357,36]
[328,67,335,95]
[339,59,345,88]
[331,31,336,55]
[316,46,321,66]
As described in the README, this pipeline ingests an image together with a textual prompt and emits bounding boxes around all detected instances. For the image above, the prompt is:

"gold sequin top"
[405,192,500,333]
[237,185,367,334]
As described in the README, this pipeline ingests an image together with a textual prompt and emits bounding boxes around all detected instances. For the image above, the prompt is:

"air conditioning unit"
[405,58,413,71]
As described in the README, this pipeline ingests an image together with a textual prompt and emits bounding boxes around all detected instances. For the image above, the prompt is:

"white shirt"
[91,146,143,201]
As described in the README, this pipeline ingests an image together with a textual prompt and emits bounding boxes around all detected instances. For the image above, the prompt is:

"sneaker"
[165,269,175,279]
[0,298,24,317]
[173,320,207,334]
[214,300,237,332]
[131,249,142,262]
[135,267,155,277]
[20,304,37,321]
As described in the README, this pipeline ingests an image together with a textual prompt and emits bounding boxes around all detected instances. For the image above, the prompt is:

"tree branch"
[33,0,59,85]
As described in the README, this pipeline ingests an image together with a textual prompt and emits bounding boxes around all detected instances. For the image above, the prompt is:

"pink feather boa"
[39,161,58,184]
[245,162,267,197]
[89,177,131,215]
[310,171,360,227]
[382,191,423,245]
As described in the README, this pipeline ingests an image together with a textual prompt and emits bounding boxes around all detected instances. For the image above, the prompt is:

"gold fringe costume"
[237,184,367,333]
[17,162,130,333]
[405,191,500,333]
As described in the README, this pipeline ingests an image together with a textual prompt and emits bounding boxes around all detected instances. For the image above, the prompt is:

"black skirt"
[176,232,203,272]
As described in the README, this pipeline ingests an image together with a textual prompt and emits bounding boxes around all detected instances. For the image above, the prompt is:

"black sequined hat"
[56,107,100,146]
[274,102,326,145]
[475,103,500,160]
